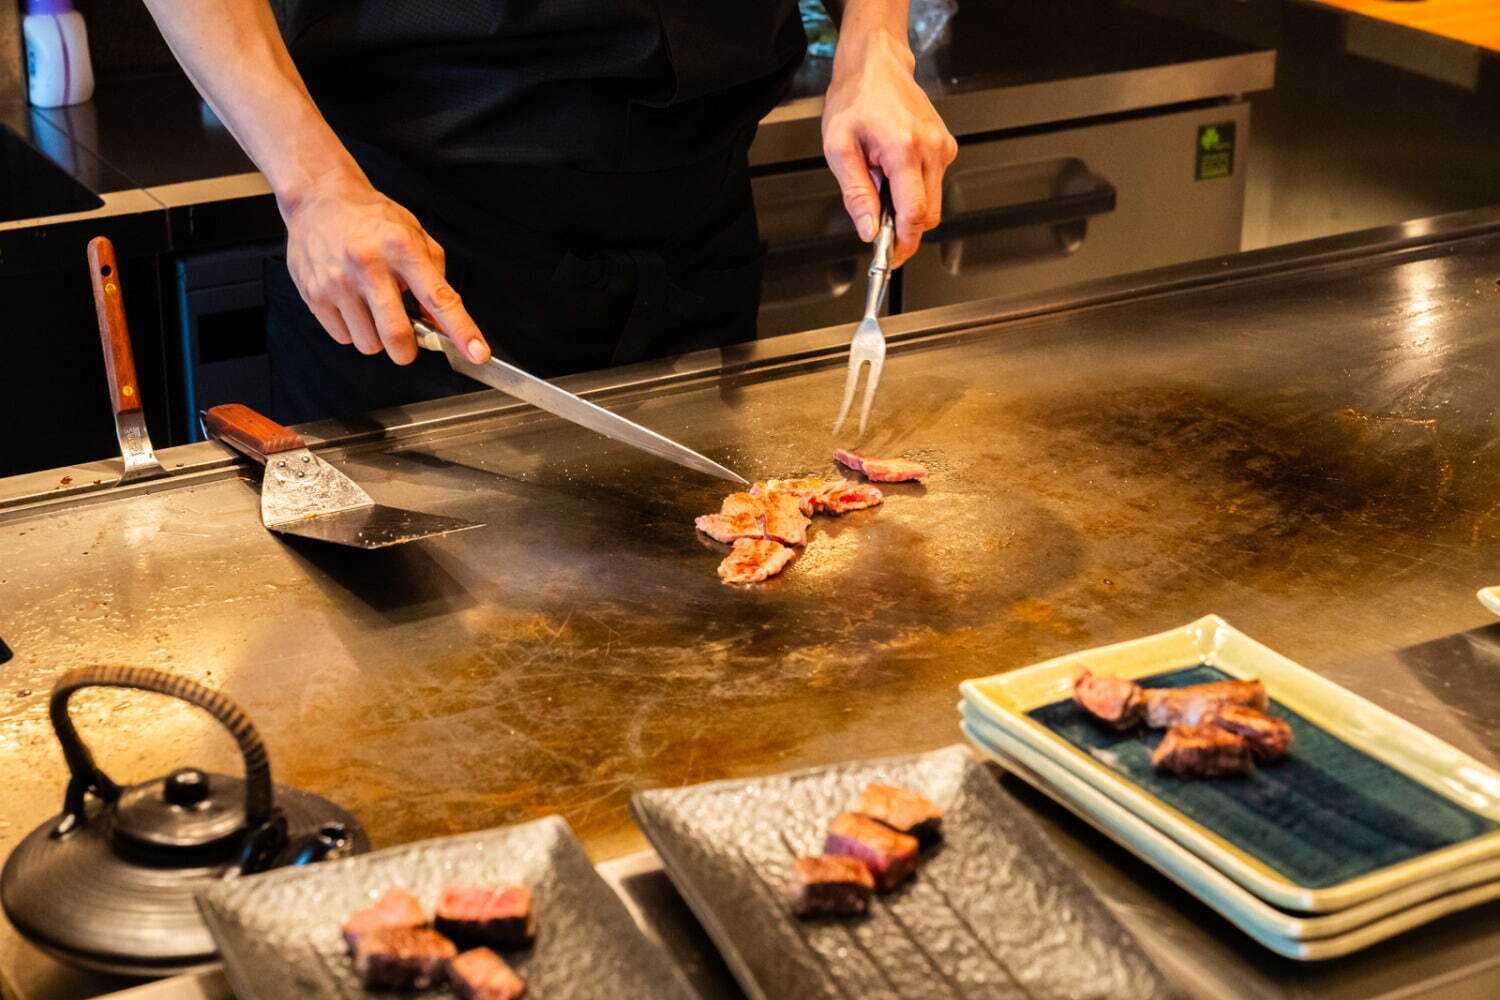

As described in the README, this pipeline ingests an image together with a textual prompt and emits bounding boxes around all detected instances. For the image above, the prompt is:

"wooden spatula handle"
[204,403,305,460]
[87,237,143,417]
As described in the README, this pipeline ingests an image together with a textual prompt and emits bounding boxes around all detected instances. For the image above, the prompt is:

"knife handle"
[204,404,305,462]
[87,237,143,417]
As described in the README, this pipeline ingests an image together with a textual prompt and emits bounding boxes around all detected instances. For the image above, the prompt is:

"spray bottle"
[23,0,95,108]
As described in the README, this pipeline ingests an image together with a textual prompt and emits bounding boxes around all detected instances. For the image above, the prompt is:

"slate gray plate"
[195,815,695,1000]
[631,744,1179,1000]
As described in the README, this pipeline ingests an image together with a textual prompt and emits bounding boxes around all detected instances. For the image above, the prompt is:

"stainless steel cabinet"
[751,101,1251,335]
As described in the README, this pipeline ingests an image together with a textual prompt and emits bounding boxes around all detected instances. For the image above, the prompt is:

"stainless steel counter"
[4,206,1500,999]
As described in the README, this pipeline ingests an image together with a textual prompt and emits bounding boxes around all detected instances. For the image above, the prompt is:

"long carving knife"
[412,318,747,485]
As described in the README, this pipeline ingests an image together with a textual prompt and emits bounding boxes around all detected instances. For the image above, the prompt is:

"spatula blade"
[268,504,482,549]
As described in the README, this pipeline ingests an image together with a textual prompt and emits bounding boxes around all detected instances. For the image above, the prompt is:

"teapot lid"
[114,767,247,849]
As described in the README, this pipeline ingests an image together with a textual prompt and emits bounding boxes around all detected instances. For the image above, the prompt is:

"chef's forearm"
[139,0,366,215]
[825,0,912,49]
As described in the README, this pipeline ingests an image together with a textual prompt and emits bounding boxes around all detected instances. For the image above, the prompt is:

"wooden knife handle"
[87,237,143,416]
[204,403,305,460]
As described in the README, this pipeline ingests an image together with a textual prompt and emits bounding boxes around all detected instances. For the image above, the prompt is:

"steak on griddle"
[717,538,795,584]
[834,449,929,483]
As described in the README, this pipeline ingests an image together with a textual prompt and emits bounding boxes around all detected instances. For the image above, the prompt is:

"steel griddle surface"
[4,214,1500,998]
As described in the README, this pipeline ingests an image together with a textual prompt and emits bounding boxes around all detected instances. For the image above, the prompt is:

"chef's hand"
[821,2,956,267]
[281,175,491,366]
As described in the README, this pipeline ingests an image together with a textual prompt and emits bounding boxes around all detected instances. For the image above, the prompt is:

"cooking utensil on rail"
[204,402,482,549]
[832,184,896,437]
[411,316,747,485]
[0,665,367,976]
[89,235,164,484]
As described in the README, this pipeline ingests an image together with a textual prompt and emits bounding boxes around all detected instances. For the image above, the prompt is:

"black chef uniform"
[266,1,806,423]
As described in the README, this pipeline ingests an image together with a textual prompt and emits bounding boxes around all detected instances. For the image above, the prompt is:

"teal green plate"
[1028,664,1496,891]
[961,615,1500,912]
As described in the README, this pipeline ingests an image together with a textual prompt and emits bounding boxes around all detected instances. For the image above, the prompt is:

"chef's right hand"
[280,176,490,366]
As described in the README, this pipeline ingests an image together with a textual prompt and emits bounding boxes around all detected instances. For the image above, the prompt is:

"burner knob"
[163,768,211,807]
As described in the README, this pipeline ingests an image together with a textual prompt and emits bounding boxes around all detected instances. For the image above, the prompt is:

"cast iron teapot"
[0,665,369,976]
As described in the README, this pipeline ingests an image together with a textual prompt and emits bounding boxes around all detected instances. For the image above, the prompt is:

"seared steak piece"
[434,885,536,950]
[1151,723,1256,777]
[1144,679,1268,728]
[340,888,428,952]
[854,783,943,845]
[786,855,876,917]
[1073,669,1146,729]
[449,947,527,1000]
[351,926,457,991]
[1210,704,1294,760]
[834,449,929,483]
[811,480,884,514]
[695,492,766,544]
[752,478,828,515]
[696,491,810,546]
[824,812,919,890]
[759,491,812,546]
[718,538,795,584]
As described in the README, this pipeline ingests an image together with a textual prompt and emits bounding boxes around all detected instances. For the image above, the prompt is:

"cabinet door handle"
[765,174,1116,269]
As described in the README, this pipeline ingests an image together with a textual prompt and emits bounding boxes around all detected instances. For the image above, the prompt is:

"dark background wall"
[71,0,175,78]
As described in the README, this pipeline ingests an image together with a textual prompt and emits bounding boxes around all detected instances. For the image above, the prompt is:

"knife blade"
[412,318,747,485]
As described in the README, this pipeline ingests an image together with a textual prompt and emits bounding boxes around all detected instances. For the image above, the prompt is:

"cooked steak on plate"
[854,783,943,845]
[1210,704,1294,760]
[434,885,537,950]
[786,855,876,917]
[340,888,428,952]
[449,946,527,1000]
[1073,669,1146,729]
[824,812,919,890]
[718,538,795,584]
[1144,678,1268,728]
[1151,723,1256,777]
[350,925,457,991]
[834,449,929,483]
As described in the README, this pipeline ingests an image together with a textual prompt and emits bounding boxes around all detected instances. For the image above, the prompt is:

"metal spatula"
[204,404,481,549]
[89,236,164,484]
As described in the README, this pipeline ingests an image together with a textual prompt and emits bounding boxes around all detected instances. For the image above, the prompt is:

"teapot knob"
[163,768,211,808]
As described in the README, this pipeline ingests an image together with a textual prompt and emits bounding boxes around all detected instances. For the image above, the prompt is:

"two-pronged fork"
[832,187,896,436]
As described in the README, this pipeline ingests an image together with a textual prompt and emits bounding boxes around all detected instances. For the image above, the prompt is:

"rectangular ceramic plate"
[960,706,1500,960]
[631,744,1180,1000]
[960,615,1500,912]
[195,816,696,1000]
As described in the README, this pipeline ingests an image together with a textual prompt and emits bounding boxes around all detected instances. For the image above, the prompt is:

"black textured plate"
[195,815,695,1000]
[632,744,1179,1000]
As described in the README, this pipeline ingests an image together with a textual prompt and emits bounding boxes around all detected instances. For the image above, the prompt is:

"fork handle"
[870,183,896,276]
[864,185,896,318]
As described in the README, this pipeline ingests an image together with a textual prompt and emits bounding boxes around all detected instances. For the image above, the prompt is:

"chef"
[141,1,957,422]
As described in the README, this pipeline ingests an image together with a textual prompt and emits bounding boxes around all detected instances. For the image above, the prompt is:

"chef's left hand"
[822,7,957,268]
